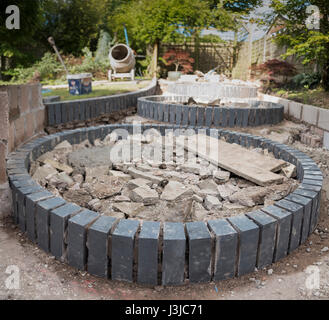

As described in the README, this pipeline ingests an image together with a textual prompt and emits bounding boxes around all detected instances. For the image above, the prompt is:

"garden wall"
[44,78,157,127]
[259,93,329,149]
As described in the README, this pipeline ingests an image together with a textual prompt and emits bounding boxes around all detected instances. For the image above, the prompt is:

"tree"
[0,0,43,78]
[40,0,104,55]
[268,0,329,91]
[163,49,195,73]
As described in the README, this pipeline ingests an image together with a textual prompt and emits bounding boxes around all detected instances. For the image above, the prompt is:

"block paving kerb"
[137,95,284,128]
[7,124,323,286]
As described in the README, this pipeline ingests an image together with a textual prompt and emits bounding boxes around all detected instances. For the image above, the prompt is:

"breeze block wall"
[0,84,45,184]
[6,124,323,286]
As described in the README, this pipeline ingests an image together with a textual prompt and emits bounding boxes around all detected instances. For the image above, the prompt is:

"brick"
[302,179,322,187]
[111,219,139,282]
[50,203,81,260]
[36,197,66,252]
[88,216,117,278]
[274,199,303,252]
[227,215,259,276]
[67,210,99,270]
[186,222,212,283]
[16,185,43,232]
[25,191,54,241]
[162,222,186,285]
[213,108,220,127]
[262,206,292,261]
[246,210,277,268]
[31,84,41,110]
[205,108,213,127]
[285,193,312,244]
[189,106,197,126]
[208,219,237,280]
[182,106,189,125]
[169,105,176,124]
[137,221,160,285]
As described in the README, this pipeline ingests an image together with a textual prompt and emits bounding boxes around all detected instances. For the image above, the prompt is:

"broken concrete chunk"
[213,170,230,183]
[229,186,268,208]
[127,178,153,190]
[112,202,144,217]
[180,163,201,175]
[204,195,222,211]
[128,167,163,184]
[54,140,72,152]
[85,166,109,182]
[130,186,159,205]
[217,183,240,200]
[43,159,73,175]
[32,164,58,185]
[282,164,297,178]
[161,181,193,201]
[109,170,131,181]
[113,195,131,202]
[197,179,219,193]
[87,176,125,199]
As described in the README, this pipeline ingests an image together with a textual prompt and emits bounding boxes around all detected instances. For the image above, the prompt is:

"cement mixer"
[108,44,136,81]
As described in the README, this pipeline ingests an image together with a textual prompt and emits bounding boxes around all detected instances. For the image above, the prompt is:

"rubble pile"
[30,133,299,223]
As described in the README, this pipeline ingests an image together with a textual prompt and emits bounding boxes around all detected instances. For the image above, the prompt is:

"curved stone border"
[7,124,323,285]
[44,78,157,126]
[167,82,258,99]
[137,96,284,128]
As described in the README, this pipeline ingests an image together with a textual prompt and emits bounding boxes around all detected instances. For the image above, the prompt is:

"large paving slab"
[178,134,285,186]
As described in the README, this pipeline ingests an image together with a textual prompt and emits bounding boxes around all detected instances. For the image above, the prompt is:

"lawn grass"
[42,81,150,101]
[272,87,329,109]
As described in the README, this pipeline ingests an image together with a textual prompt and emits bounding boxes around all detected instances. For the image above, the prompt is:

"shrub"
[289,72,321,90]
[162,49,194,74]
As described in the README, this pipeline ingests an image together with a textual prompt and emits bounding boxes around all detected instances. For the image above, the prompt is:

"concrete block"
[111,219,140,282]
[302,105,318,125]
[163,105,169,122]
[207,219,237,280]
[67,210,99,270]
[286,193,312,244]
[242,109,249,127]
[88,216,117,278]
[323,131,329,150]
[262,206,292,262]
[137,221,160,285]
[213,108,220,127]
[189,106,197,126]
[186,222,212,283]
[318,108,329,131]
[36,197,66,252]
[197,107,205,126]
[16,185,43,232]
[221,108,228,127]
[227,215,259,276]
[25,191,54,242]
[274,199,303,252]
[182,106,189,126]
[289,101,302,120]
[205,108,213,127]
[228,109,235,127]
[175,105,182,126]
[246,210,277,268]
[50,203,81,260]
[162,222,186,285]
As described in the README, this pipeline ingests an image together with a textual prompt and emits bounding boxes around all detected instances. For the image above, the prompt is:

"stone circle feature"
[7,124,323,286]
[137,95,284,127]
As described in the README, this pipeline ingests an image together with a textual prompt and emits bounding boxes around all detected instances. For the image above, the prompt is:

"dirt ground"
[1,118,329,300]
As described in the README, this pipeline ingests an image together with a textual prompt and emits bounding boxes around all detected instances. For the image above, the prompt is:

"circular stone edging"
[7,124,323,286]
[137,95,284,128]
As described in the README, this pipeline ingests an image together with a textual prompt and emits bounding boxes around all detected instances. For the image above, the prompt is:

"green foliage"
[9,52,64,82]
[268,0,329,90]
[290,72,321,90]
